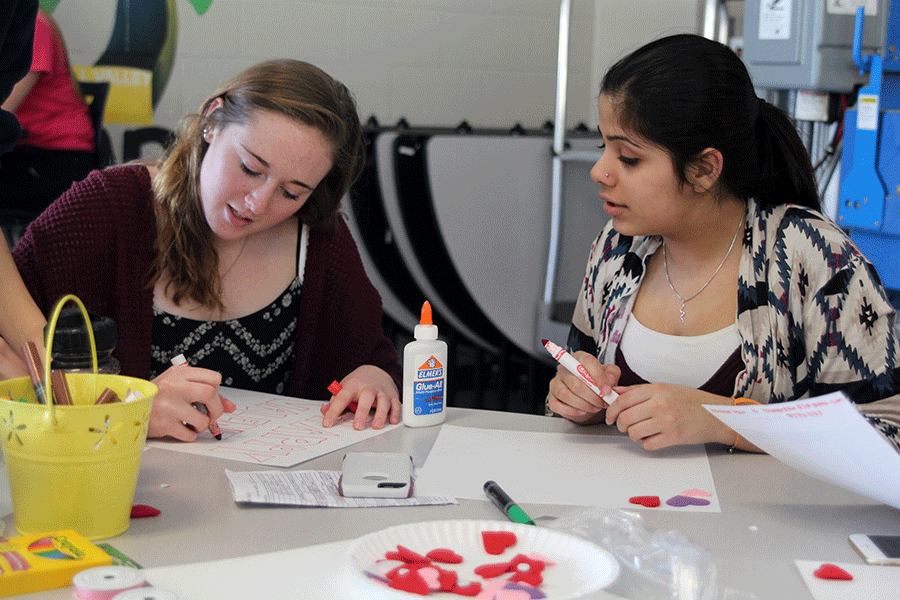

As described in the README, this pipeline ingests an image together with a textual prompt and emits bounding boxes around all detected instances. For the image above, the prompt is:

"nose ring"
[605,173,609,178]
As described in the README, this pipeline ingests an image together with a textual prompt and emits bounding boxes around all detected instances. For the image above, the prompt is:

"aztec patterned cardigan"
[568,197,900,449]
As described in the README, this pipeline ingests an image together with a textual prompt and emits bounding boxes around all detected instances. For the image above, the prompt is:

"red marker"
[171,354,222,440]
[541,339,618,403]
[328,380,358,414]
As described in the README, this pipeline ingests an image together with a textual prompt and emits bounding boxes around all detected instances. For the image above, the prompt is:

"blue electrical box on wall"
[837,5,900,292]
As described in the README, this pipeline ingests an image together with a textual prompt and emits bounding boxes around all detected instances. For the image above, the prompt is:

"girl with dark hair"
[12,60,402,440]
[547,34,900,452]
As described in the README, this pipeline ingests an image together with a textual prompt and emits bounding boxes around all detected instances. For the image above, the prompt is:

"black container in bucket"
[45,307,120,374]
[0,295,157,540]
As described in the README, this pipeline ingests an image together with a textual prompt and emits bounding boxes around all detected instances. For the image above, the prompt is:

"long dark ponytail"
[601,34,820,211]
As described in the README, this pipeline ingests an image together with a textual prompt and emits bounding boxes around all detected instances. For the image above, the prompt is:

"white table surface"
[3,407,898,599]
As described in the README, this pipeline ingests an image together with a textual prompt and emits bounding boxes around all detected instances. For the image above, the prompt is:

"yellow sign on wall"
[73,65,154,126]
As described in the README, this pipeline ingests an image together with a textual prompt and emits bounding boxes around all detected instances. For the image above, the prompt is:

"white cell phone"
[849,534,900,565]
[338,452,414,498]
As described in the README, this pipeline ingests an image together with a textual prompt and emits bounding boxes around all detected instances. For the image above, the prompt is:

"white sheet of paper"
[415,424,720,512]
[796,560,900,600]
[704,392,900,510]
[147,387,399,467]
[225,469,457,508]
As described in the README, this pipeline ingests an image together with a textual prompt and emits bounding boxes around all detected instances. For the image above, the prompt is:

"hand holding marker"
[170,354,222,440]
[541,339,618,404]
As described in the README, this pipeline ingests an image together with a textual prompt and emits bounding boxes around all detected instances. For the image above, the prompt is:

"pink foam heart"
[681,488,712,498]
[417,566,442,590]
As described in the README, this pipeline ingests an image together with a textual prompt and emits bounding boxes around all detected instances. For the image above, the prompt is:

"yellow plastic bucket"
[0,296,156,540]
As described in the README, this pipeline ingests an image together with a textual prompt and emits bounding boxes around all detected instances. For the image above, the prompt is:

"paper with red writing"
[147,387,399,467]
[704,392,900,510]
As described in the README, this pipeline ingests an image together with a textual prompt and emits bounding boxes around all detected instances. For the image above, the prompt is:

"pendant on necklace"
[678,302,686,323]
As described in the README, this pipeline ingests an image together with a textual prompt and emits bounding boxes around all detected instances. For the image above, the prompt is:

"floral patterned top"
[568,197,900,448]
[150,277,302,394]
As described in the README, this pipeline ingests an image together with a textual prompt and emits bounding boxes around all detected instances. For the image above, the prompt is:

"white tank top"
[619,314,740,388]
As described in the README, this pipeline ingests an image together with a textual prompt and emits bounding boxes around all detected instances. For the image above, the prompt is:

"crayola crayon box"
[0,529,113,596]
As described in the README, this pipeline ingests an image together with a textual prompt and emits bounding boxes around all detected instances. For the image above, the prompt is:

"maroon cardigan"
[13,164,402,399]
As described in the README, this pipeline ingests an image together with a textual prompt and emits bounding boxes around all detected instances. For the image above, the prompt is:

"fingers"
[548,361,611,416]
[321,366,401,430]
[148,365,222,441]
[221,395,237,413]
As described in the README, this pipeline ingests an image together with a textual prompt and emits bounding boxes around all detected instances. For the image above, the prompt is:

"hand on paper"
[603,383,740,450]
[320,364,401,430]
[547,351,618,424]
[149,364,236,441]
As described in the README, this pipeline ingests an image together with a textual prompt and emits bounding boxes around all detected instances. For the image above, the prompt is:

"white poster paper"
[415,424,720,512]
[705,392,900,510]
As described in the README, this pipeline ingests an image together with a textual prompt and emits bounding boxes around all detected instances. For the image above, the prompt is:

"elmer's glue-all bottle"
[403,301,448,427]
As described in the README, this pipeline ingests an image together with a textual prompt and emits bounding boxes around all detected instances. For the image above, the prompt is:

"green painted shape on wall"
[39,0,61,13]
[187,0,213,16]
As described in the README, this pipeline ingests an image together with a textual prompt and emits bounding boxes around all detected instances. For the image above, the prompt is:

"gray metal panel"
[377,133,498,352]
[742,0,884,92]
[426,134,608,358]
[341,193,419,333]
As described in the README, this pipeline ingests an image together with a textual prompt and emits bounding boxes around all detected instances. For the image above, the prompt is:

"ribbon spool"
[73,566,146,600]
[112,588,181,600]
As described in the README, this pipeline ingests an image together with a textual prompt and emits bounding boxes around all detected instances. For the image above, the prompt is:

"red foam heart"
[482,530,517,555]
[396,544,431,564]
[813,563,853,581]
[427,548,464,564]
[474,561,513,579]
[388,567,431,595]
[130,504,161,518]
[510,568,543,587]
[451,581,482,596]
[436,566,458,591]
[508,554,545,574]
[629,496,661,508]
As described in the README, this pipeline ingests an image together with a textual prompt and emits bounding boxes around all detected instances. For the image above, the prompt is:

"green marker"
[483,480,536,525]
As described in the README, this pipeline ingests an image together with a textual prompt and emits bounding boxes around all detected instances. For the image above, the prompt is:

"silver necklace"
[663,217,742,323]
[220,237,248,279]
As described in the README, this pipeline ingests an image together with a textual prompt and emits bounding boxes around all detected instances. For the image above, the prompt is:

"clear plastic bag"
[547,506,757,600]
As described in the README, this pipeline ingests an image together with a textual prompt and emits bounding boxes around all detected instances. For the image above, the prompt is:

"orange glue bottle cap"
[415,301,438,340]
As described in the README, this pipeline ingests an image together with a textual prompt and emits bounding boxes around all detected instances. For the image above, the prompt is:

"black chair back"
[78,81,114,167]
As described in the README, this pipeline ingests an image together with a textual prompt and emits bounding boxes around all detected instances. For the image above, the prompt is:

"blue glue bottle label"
[411,355,444,415]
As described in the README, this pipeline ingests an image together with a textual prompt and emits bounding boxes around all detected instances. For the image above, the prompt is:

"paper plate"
[340,519,620,599]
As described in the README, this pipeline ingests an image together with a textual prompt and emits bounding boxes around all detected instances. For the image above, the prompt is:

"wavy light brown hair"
[150,59,363,310]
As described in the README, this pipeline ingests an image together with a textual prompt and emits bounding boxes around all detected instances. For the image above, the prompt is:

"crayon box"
[0,529,113,596]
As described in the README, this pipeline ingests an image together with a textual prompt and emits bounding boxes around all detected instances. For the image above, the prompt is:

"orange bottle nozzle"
[420,301,433,325]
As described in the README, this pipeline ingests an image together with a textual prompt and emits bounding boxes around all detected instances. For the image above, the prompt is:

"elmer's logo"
[417,356,444,379]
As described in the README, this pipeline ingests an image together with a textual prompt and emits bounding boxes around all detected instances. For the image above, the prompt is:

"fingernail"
[354,420,364,430]
[323,419,332,428]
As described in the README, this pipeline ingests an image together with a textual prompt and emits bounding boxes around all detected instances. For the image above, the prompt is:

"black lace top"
[150,277,302,394]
